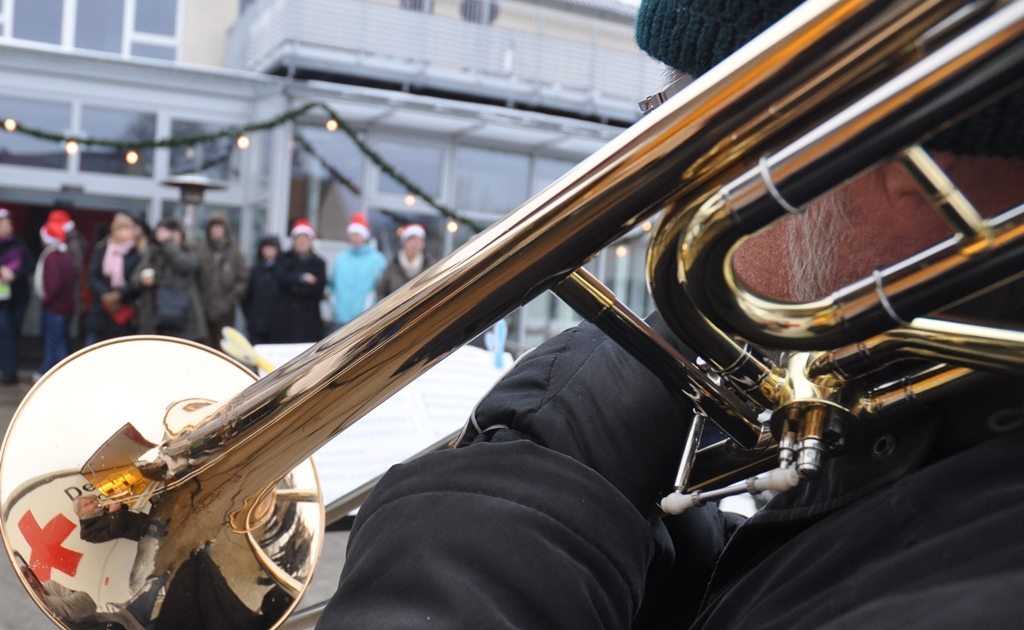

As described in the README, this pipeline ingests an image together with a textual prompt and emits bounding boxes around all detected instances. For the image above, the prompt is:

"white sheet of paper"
[254,343,513,503]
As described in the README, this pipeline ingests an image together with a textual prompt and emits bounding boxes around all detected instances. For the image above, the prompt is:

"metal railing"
[228,0,664,121]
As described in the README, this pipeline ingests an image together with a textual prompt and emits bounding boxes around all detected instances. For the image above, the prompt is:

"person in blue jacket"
[330,212,386,331]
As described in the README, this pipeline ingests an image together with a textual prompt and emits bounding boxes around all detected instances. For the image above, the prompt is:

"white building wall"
[180,0,240,66]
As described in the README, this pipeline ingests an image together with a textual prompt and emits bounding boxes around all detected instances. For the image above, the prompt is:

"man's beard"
[784,188,854,302]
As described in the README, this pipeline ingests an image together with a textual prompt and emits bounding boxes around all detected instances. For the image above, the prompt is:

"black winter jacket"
[243,258,285,344]
[273,250,327,343]
[318,320,1024,629]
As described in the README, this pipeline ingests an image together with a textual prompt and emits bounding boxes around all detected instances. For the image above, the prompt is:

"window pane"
[76,0,124,53]
[12,0,63,43]
[376,141,443,198]
[135,0,176,35]
[80,106,156,176]
[131,42,175,60]
[290,127,363,241]
[460,0,498,23]
[170,120,234,180]
[455,146,529,216]
[533,157,575,194]
[0,96,70,169]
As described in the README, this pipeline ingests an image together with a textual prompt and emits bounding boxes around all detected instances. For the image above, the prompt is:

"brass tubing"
[898,145,989,238]
[646,0,976,401]
[853,364,979,417]
[681,4,1024,351]
[553,269,764,448]
[808,317,1024,379]
[146,0,903,510]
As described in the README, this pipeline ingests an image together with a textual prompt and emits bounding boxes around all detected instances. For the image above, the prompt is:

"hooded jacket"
[197,217,249,325]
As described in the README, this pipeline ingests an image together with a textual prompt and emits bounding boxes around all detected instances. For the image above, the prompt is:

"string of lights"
[1,101,484,233]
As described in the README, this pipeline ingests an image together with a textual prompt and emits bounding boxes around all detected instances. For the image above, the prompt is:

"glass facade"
[131,42,175,60]
[290,127,364,241]
[376,140,443,198]
[0,96,71,169]
[170,120,236,180]
[79,106,156,176]
[75,0,124,53]
[454,146,530,217]
[135,0,176,35]
[7,0,178,59]
[11,0,63,44]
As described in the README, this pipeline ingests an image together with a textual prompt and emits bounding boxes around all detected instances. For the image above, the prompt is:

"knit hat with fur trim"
[291,218,317,240]
[347,213,371,240]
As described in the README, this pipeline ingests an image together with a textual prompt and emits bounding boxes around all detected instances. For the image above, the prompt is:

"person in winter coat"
[197,213,249,348]
[331,213,386,329]
[376,223,433,298]
[314,1,1024,628]
[242,236,284,345]
[0,207,34,384]
[274,219,327,343]
[34,210,78,375]
[137,218,207,342]
[84,213,145,345]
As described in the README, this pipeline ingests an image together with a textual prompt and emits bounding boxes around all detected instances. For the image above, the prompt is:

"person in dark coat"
[377,223,433,298]
[197,212,249,347]
[274,219,326,343]
[34,210,78,375]
[0,207,35,383]
[84,213,145,345]
[242,235,283,345]
[315,2,1024,628]
[137,218,208,342]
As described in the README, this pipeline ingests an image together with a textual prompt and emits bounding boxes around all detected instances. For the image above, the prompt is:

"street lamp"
[162,174,227,241]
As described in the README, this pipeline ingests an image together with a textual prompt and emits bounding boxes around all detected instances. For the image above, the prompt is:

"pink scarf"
[102,239,134,289]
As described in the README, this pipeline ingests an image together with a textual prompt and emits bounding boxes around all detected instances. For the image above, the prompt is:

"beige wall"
[181,0,240,67]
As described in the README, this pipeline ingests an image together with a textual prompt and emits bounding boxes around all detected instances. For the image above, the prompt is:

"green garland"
[2,101,483,233]
[294,131,362,196]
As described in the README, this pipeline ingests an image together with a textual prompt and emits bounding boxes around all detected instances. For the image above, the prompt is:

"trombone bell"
[0,337,323,630]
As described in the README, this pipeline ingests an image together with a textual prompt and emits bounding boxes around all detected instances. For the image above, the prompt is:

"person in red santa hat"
[273,218,327,342]
[330,212,387,330]
[34,209,78,376]
[377,222,434,298]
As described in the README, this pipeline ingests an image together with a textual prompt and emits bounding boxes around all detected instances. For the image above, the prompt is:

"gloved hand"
[462,313,695,514]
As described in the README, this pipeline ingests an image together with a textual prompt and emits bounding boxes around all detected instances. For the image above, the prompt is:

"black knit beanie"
[635,0,1024,158]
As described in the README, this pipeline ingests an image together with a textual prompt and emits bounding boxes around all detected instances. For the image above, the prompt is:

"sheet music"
[253,343,513,503]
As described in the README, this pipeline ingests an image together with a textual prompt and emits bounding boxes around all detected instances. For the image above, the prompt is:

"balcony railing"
[227,0,664,122]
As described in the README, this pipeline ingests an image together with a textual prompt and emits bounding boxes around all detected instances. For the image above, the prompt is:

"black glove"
[462,312,695,514]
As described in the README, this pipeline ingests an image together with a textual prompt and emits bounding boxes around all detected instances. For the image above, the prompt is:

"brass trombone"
[3,0,1024,627]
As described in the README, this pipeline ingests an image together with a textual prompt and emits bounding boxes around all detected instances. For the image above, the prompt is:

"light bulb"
[65,140,79,155]
[236,135,251,150]
[404,194,416,206]
[615,245,627,258]
[446,220,459,233]
[2,118,16,132]
[641,220,653,232]
[326,119,339,132]
[125,150,140,165]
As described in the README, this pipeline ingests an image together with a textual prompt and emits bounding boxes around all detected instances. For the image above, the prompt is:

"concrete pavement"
[0,379,348,629]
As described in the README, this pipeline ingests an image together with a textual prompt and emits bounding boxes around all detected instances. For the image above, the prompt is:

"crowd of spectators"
[0,207,429,384]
